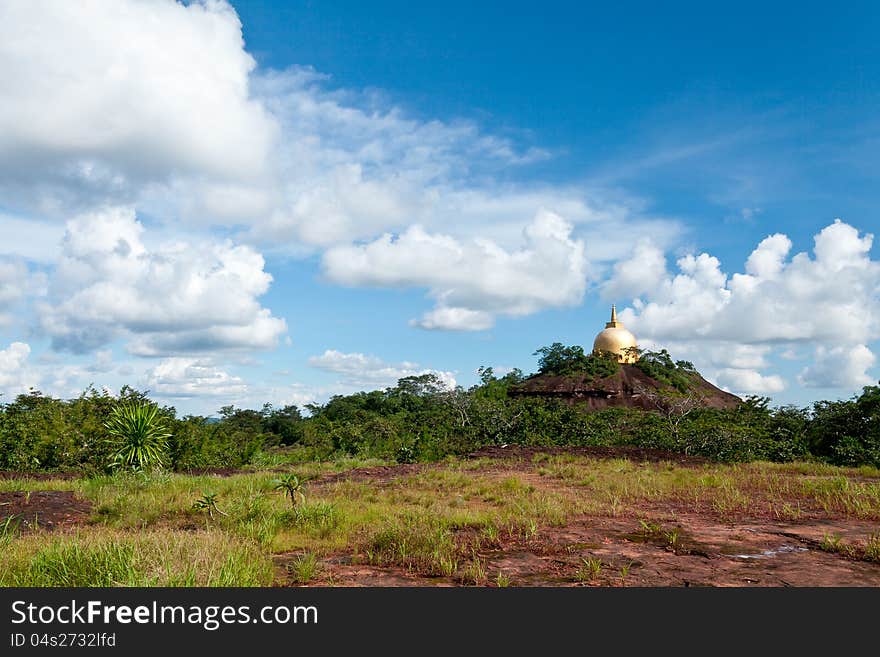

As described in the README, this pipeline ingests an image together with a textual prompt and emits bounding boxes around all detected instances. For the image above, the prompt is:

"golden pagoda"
[592,305,638,363]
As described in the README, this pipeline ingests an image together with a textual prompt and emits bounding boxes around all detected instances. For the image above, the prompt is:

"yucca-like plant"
[104,401,171,471]
[272,474,306,508]
[192,492,227,519]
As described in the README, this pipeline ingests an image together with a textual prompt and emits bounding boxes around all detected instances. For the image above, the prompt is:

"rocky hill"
[508,364,741,411]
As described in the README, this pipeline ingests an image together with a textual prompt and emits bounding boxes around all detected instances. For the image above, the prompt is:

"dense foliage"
[533,342,620,378]
[1,345,879,472]
[631,348,697,392]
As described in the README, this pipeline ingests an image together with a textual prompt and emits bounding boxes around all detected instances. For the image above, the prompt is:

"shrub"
[105,401,171,471]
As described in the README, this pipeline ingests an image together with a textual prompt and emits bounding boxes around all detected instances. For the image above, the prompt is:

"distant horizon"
[6,339,873,419]
[1,1,878,416]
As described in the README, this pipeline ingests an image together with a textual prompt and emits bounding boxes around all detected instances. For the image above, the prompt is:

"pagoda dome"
[592,305,638,363]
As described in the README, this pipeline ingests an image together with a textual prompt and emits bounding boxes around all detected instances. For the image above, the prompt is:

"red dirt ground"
[279,447,880,587]
[283,513,880,588]
[0,491,91,533]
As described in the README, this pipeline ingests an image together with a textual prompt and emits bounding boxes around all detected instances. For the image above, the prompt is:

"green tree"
[532,343,619,377]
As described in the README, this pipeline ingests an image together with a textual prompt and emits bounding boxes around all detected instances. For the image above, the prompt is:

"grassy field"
[2,450,879,586]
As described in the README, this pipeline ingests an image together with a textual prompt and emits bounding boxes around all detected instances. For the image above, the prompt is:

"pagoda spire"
[605,304,622,328]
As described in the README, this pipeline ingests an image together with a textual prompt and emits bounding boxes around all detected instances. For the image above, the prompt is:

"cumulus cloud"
[0,0,275,213]
[620,220,880,391]
[0,341,34,395]
[798,345,876,389]
[623,221,879,345]
[308,349,456,389]
[38,207,287,355]
[323,210,587,330]
[142,358,248,398]
[635,339,784,396]
[715,368,786,395]
[0,0,681,308]
[413,307,495,332]
[653,342,772,371]
[602,239,667,300]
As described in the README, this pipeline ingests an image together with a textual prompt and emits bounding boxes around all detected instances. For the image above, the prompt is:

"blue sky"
[0,0,878,414]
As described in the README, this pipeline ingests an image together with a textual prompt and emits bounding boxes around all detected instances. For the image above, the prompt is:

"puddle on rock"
[732,545,809,559]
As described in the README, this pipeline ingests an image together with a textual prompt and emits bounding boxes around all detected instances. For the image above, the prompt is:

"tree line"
[0,344,878,473]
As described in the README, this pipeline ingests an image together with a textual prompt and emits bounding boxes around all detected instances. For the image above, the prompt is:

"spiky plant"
[104,401,171,471]
[192,492,227,520]
[272,474,306,508]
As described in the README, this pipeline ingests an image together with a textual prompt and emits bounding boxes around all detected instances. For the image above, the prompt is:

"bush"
[105,401,171,471]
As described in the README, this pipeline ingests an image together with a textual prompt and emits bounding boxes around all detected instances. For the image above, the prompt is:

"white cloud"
[0,0,685,357]
[602,239,667,300]
[744,233,791,278]
[142,357,248,398]
[178,65,678,259]
[240,67,552,247]
[623,221,880,345]
[715,368,786,395]
[308,349,456,389]
[0,0,276,213]
[0,342,34,394]
[323,210,587,330]
[657,341,772,371]
[38,207,287,355]
[798,345,876,389]
[412,307,495,332]
[620,220,880,392]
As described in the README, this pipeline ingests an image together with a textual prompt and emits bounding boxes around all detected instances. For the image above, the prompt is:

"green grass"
[534,455,880,520]
[0,478,84,493]
[3,453,879,586]
[459,557,488,585]
[287,552,320,584]
[865,533,880,562]
[819,531,880,563]
[365,514,459,576]
[495,571,511,587]
[575,557,602,582]
[0,529,272,586]
[0,514,21,545]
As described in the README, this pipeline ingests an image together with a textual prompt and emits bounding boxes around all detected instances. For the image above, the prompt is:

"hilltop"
[508,342,741,411]
[509,363,741,411]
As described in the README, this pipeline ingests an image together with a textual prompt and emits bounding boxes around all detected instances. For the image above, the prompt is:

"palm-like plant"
[192,492,227,519]
[104,401,171,471]
[272,474,306,508]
